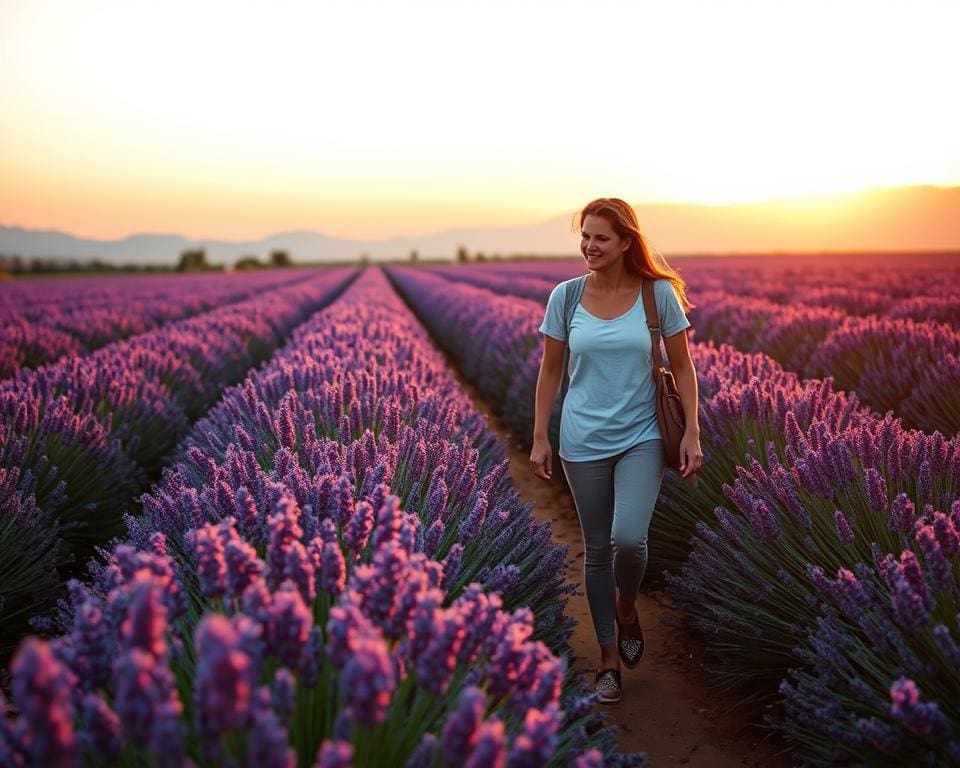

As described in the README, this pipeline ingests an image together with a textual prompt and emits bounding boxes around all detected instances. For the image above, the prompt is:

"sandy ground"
[453,378,793,767]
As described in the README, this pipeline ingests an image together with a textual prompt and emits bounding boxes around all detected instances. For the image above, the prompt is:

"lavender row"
[421,265,556,303]
[0,268,357,661]
[385,267,551,452]
[0,269,319,379]
[687,289,960,435]
[139,268,574,655]
[386,265,960,765]
[432,261,960,436]
[0,269,317,311]
[462,253,960,322]
[0,268,641,766]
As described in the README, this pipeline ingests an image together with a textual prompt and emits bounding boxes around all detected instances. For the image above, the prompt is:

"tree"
[235,255,264,270]
[269,249,292,268]
[176,248,210,272]
[456,245,469,263]
[409,249,419,263]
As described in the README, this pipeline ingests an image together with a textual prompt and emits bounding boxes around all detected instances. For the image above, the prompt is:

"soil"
[452,376,794,767]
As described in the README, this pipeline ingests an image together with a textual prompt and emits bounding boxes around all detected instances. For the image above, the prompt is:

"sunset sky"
[1,0,958,243]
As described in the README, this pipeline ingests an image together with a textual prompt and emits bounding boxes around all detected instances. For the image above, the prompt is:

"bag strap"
[559,275,588,398]
[640,280,666,372]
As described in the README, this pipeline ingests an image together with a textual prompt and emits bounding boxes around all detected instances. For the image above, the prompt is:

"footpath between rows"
[442,363,792,767]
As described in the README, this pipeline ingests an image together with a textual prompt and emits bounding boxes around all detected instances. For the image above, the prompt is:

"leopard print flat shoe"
[594,668,622,704]
[616,608,645,668]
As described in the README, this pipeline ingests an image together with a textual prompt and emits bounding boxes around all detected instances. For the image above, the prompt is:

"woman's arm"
[530,335,566,480]
[663,329,702,477]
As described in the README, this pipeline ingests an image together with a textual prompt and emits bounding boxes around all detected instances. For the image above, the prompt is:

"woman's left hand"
[678,430,703,478]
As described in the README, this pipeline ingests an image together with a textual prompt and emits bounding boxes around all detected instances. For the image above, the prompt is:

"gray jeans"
[561,439,665,645]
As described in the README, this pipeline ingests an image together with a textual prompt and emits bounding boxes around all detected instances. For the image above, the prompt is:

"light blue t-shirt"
[538,277,691,462]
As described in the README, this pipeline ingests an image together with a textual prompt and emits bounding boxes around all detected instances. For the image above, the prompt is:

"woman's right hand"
[530,437,553,481]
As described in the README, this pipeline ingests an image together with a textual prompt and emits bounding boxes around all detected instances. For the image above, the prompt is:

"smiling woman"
[0,0,958,242]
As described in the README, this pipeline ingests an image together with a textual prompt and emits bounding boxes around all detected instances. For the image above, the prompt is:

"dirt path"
[451,377,793,767]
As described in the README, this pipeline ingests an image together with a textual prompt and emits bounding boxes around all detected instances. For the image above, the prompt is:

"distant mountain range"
[2,185,958,266]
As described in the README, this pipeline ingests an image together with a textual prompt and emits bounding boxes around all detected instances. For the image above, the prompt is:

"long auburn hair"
[577,197,693,312]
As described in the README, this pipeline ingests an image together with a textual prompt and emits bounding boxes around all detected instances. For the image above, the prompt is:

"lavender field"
[1,254,958,767]
[389,252,960,767]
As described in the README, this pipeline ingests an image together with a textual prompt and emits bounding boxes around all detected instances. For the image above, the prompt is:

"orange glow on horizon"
[2,1,958,246]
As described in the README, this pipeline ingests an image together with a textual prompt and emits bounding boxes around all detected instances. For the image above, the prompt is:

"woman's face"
[580,214,629,271]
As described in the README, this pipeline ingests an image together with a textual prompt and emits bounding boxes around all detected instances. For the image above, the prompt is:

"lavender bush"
[1,498,617,766]
[385,267,554,455]
[779,499,960,766]
[0,269,319,379]
[0,268,356,661]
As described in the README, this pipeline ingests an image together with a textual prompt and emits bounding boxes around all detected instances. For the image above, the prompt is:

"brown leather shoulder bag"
[640,281,696,486]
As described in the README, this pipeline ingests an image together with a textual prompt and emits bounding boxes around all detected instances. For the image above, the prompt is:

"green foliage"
[235,255,266,270]
[269,249,292,268]
[176,248,214,272]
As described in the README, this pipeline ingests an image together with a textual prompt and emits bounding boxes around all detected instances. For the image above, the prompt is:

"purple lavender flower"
[888,493,916,535]
[834,509,855,545]
[313,740,354,768]
[149,699,185,768]
[271,667,296,722]
[319,539,347,596]
[507,704,561,768]
[372,494,404,549]
[345,500,375,555]
[266,580,314,671]
[743,497,780,541]
[284,539,317,604]
[404,589,444,665]
[80,693,122,763]
[194,521,227,599]
[113,648,176,745]
[10,638,78,768]
[406,733,438,768]
[918,459,932,500]
[425,518,445,556]
[326,603,371,668]
[465,719,506,768]
[915,522,953,592]
[441,686,486,764]
[573,748,605,768]
[247,687,296,768]
[458,491,489,542]
[194,613,254,737]
[442,542,465,592]
[425,473,449,525]
[483,564,521,597]
[932,511,960,557]
[889,574,930,631]
[864,467,888,512]
[119,572,169,658]
[65,593,113,690]
[340,634,396,726]
[416,610,466,696]
[267,493,303,589]
[886,440,903,482]
[224,534,266,600]
[931,624,960,667]
[889,677,947,736]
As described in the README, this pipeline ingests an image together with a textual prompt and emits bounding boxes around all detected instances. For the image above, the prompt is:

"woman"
[530,198,701,704]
